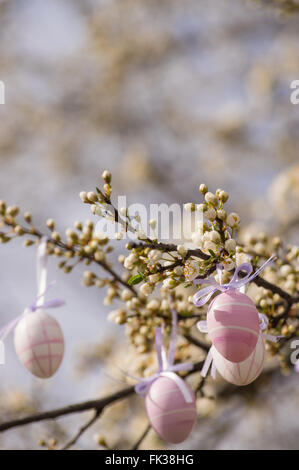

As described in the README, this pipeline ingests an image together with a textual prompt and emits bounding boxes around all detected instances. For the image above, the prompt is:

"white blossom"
[140,283,154,296]
[147,299,160,310]
[121,289,133,301]
[225,239,236,253]
[162,278,175,288]
[227,212,240,227]
[184,260,199,281]
[210,231,221,243]
[221,258,235,271]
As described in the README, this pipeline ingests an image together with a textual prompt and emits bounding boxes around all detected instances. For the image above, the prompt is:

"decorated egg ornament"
[0,237,65,378]
[193,257,276,363]
[135,310,196,444]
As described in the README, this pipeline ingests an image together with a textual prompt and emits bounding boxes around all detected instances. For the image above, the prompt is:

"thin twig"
[183,333,210,352]
[131,424,151,450]
[61,410,100,450]
[0,387,135,432]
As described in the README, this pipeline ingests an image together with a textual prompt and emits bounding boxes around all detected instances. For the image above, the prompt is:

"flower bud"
[102,170,112,183]
[149,219,157,229]
[199,184,208,194]
[217,209,227,220]
[87,192,98,203]
[24,212,32,224]
[204,192,218,205]
[140,283,154,296]
[219,190,229,203]
[184,202,196,212]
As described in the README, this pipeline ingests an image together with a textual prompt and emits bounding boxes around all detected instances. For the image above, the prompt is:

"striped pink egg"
[14,311,64,379]
[211,333,265,386]
[145,373,196,444]
[207,290,260,363]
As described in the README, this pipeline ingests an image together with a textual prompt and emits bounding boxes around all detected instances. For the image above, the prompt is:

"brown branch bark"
[4,222,137,295]
[183,333,210,352]
[130,242,210,261]
[0,386,135,432]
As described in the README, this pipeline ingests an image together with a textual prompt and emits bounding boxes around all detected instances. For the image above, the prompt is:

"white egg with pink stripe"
[211,333,265,386]
[207,290,260,363]
[145,372,196,444]
[14,311,64,378]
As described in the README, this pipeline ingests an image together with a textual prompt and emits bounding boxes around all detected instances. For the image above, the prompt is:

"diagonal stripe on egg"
[211,333,265,386]
[207,290,260,363]
[145,373,197,444]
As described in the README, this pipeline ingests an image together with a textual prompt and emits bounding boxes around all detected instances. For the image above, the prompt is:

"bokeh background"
[0,0,299,449]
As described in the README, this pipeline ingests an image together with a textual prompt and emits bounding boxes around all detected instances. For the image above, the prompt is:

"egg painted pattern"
[212,333,266,386]
[14,311,64,378]
[207,290,260,363]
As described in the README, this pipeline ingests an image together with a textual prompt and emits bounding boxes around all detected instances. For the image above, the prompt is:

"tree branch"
[0,386,135,432]
[183,333,210,352]
[130,242,210,261]
[3,221,137,295]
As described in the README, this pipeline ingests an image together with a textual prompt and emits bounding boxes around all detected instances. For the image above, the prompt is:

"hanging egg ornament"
[145,373,197,444]
[14,311,64,378]
[211,333,265,386]
[207,289,260,363]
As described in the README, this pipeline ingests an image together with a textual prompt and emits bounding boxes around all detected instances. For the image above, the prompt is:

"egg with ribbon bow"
[145,372,197,444]
[207,289,260,363]
[211,333,265,386]
[14,310,64,378]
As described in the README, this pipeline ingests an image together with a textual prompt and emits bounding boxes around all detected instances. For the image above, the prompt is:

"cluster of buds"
[185,185,239,257]
[0,172,298,373]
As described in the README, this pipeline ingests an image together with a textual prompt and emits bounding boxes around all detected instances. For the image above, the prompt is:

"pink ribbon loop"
[0,237,65,342]
[135,309,193,399]
[193,255,276,307]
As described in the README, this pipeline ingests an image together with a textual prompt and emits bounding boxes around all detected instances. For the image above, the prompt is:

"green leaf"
[128,273,144,286]
[208,249,216,258]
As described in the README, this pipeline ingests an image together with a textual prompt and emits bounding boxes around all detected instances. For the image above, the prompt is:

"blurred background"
[0,0,298,449]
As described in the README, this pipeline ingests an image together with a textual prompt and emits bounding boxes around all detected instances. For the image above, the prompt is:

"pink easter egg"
[14,311,64,379]
[145,373,196,444]
[211,333,265,386]
[207,290,260,363]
